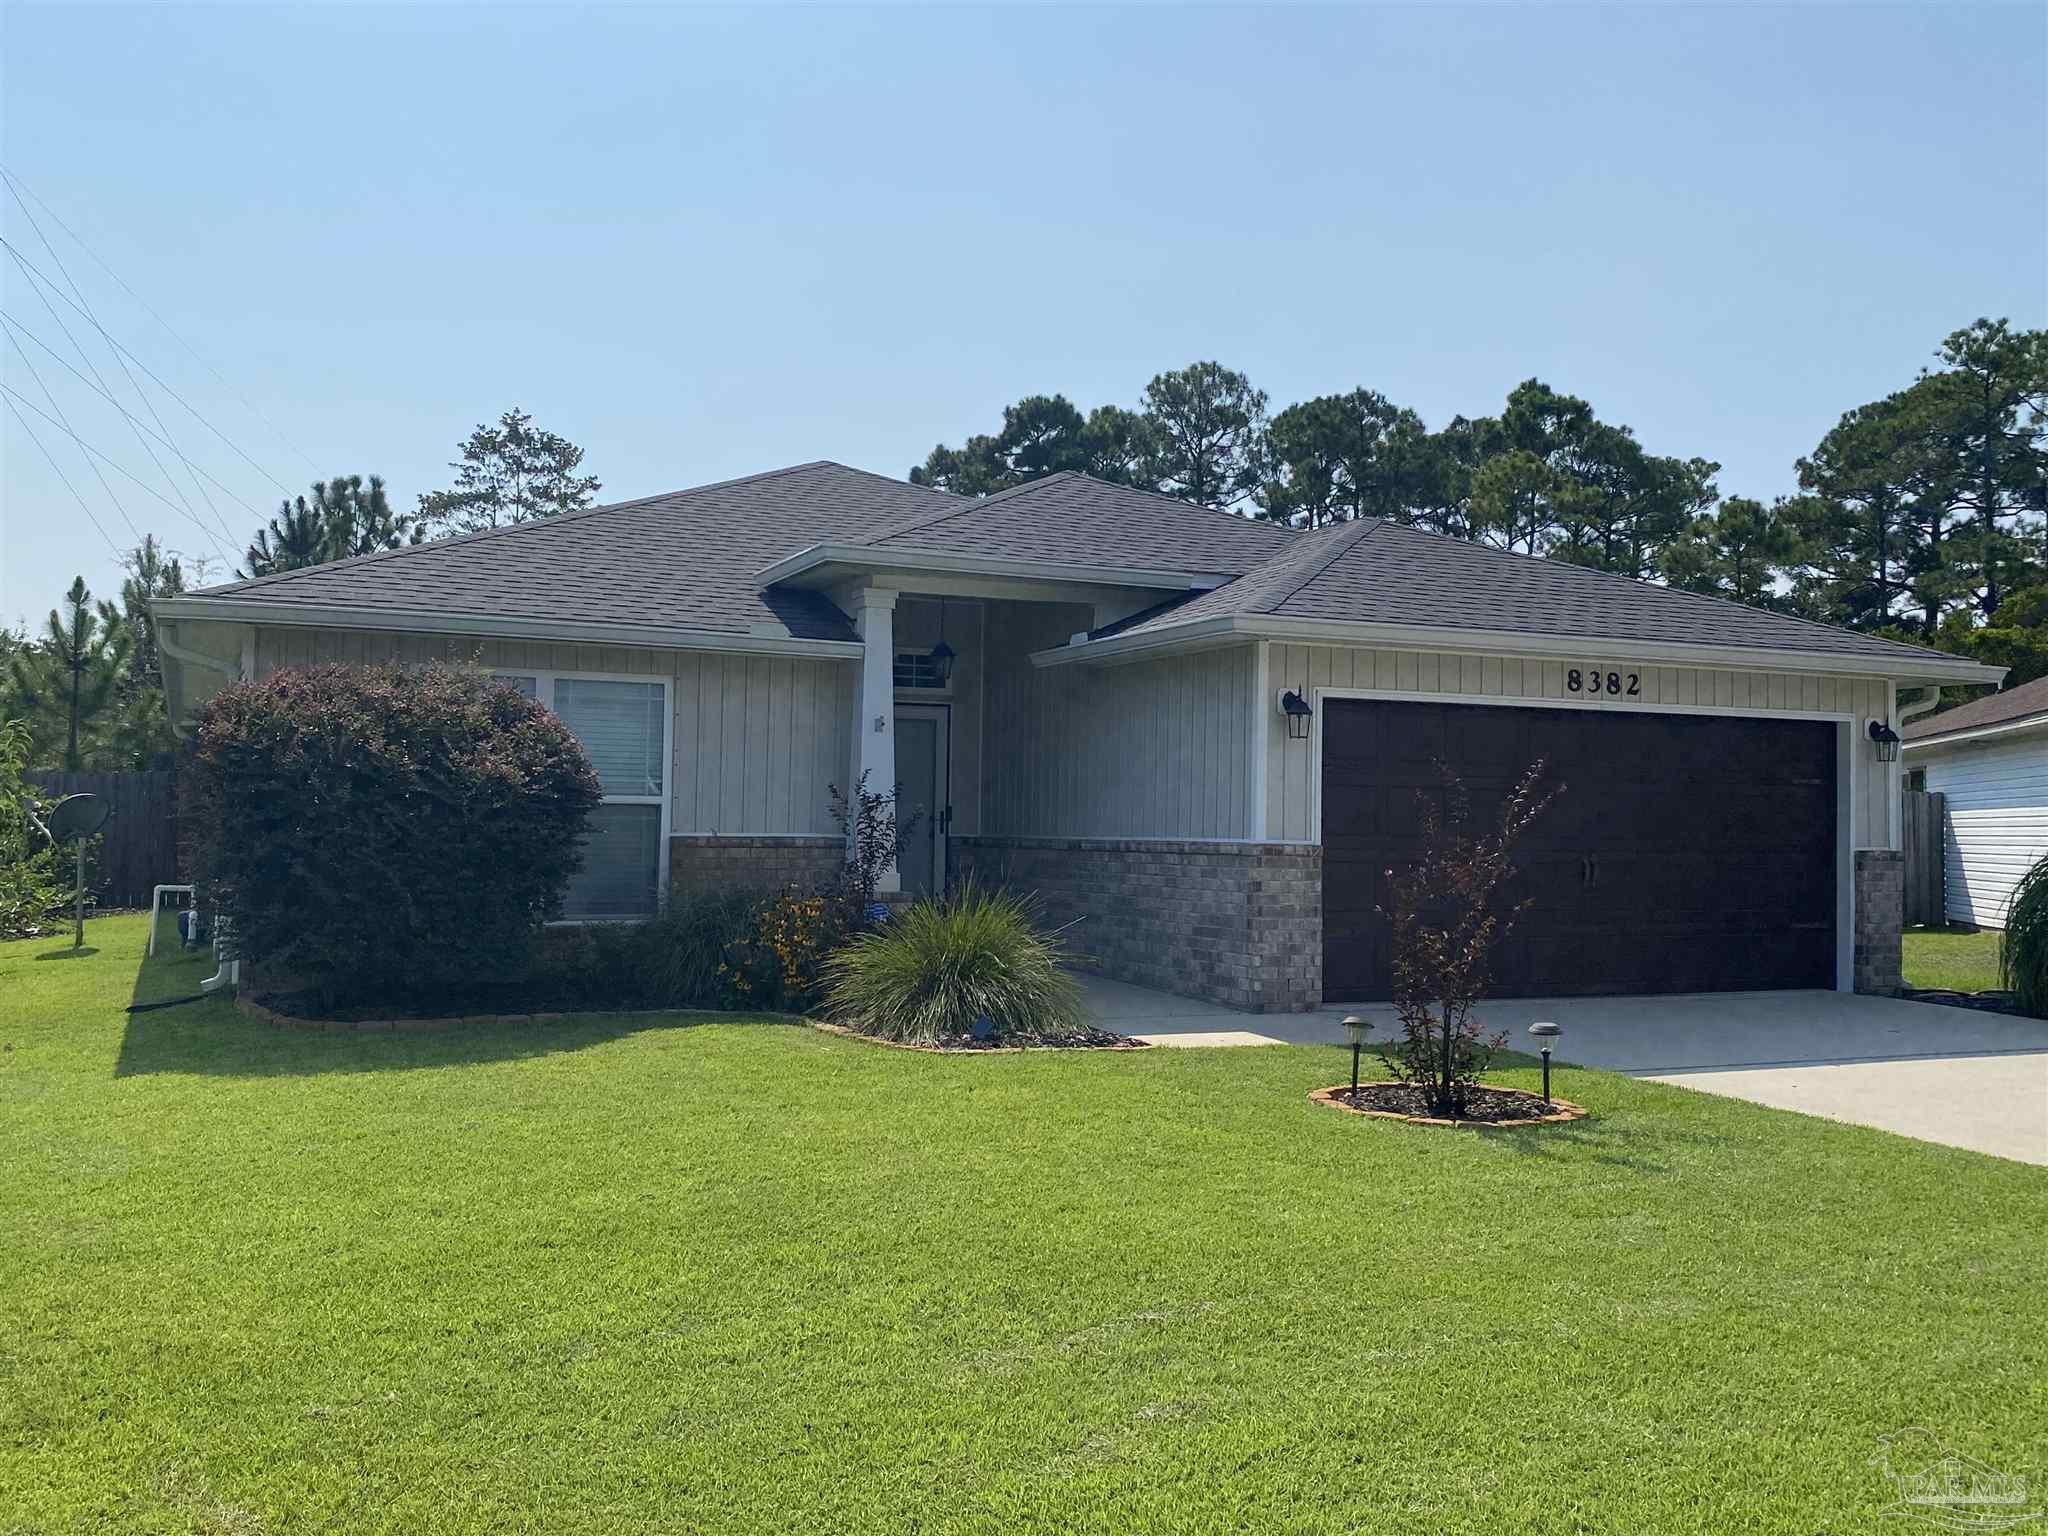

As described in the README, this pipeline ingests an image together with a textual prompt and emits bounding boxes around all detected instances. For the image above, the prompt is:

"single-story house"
[155,461,2001,1008]
[1902,674,2048,929]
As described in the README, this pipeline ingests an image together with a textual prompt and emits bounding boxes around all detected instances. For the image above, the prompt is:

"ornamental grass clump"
[820,883,1085,1045]
[1998,853,2048,1016]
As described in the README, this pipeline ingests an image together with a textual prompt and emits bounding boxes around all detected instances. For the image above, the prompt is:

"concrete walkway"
[1079,973,2048,1166]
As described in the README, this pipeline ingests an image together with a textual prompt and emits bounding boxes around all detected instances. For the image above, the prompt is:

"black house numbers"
[1566,667,1642,698]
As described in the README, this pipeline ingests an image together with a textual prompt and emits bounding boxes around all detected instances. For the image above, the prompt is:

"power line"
[0,237,295,497]
[2,314,142,541]
[0,381,234,564]
[0,165,320,474]
[2,309,271,525]
[1,391,124,562]
[1,181,234,550]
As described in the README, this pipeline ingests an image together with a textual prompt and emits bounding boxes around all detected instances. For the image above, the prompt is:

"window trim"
[892,649,954,695]
[494,667,672,922]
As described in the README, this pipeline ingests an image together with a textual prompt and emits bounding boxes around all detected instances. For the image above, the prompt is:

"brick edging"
[808,1019,1151,1053]
[1308,1083,1589,1129]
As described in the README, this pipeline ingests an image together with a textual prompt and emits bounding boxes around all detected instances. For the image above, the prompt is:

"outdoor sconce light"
[1868,719,1902,764]
[1342,1015,1371,1099]
[1279,688,1314,741]
[1527,1020,1561,1105]
[928,598,957,686]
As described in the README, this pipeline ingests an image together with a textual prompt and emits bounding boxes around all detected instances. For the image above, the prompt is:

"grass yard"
[1902,924,2005,993]
[5,916,2045,1534]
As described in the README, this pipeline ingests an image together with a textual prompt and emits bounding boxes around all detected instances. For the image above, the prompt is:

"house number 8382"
[1567,668,1640,697]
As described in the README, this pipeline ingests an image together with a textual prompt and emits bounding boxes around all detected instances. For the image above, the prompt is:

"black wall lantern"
[1868,719,1901,763]
[1279,688,1313,741]
[928,599,956,686]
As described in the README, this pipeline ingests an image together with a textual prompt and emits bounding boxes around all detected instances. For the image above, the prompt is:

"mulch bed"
[1310,1081,1587,1129]
[1902,988,2031,1017]
[810,1020,1147,1053]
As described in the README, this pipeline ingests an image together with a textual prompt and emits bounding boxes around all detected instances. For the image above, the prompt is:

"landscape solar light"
[1527,1020,1562,1105]
[1342,1015,1371,1099]
[1279,688,1314,742]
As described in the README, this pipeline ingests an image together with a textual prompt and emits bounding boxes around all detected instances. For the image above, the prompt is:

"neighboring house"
[1902,674,2048,929]
[154,461,1999,1009]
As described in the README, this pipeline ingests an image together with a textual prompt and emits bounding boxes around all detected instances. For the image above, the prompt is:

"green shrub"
[186,662,602,1009]
[820,883,1084,1044]
[2000,853,2048,1015]
[540,888,766,1011]
[0,719,69,940]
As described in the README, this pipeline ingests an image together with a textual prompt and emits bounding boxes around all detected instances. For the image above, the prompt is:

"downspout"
[156,622,245,990]
[1890,685,1943,852]
[157,623,246,740]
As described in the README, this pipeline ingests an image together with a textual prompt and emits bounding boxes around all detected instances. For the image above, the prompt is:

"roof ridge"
[1371,520,1953,662]
[1056,471,1299,538]
[1253,518,1383,615]
[191,460,891,599]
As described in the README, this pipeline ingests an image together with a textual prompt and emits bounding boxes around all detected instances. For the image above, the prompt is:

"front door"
[894,705,949,897]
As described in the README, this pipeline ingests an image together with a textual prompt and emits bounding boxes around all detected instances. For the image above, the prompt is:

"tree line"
[8,318,2043,772]
[912,318,2047,673]
[4,408,602,770]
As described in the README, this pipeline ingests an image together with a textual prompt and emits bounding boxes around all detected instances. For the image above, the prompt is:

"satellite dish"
[48,793,111,841]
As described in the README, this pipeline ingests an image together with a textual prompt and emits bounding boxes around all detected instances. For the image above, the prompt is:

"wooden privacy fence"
[28,770,181,908]
[1901,789,1946,928]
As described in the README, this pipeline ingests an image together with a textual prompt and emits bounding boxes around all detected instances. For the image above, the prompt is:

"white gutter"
[754,542,1219,594]
[1030,613,2007,685]
[157,626,244,678]
[152,598,866,661]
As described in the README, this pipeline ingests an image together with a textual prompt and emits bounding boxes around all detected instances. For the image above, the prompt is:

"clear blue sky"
[2,2,2043,627]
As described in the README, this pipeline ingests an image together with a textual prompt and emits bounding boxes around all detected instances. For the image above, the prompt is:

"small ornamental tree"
[1378,761,1561,1116]
[187,663,602,1009]
[828,771,921,926]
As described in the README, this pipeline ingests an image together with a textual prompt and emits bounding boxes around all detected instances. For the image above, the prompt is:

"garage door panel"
[1322,700,1838,1001]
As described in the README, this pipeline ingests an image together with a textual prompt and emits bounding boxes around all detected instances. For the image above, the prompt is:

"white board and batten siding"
[980,602,1256,840]
[1260,643,1893,850]
[1915,731,2048,928]
[252,627,853,837]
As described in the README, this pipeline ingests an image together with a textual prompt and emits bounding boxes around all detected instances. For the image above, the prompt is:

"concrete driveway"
[1080,975,2048,1166]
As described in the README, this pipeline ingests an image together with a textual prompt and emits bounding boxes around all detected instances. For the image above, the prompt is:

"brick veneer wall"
[954,836,1322,1012]
[669,835,846,898]
[1853,848,1904,996]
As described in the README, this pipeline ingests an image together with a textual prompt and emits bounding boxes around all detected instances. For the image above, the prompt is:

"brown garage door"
[1322,699,1838,1001]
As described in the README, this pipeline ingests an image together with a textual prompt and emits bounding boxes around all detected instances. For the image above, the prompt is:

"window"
[498,671,667,919]
[893,650,949,690]
[1904,768,1927,793]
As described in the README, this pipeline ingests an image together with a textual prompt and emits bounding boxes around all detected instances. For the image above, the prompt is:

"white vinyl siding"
[1915,733,2048,929]
[1260,642,1891,849]
[252,627,854,838]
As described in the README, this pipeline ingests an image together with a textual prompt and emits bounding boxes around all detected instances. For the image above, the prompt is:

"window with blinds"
[495,671,666,919]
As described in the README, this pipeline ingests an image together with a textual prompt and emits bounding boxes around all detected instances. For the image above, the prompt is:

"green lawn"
[1902,924,2005,993]
[5,916,2044,1534]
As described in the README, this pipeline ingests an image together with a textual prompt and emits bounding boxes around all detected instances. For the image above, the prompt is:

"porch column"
[849,586,901,892]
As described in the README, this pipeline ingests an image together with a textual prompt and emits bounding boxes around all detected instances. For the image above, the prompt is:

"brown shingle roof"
[1904,673,2048,743]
